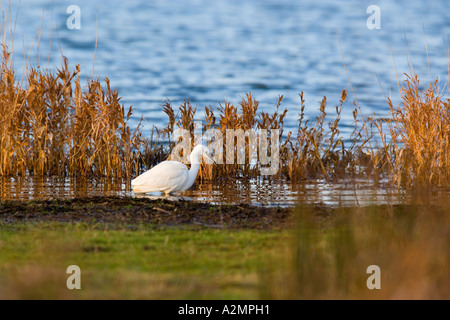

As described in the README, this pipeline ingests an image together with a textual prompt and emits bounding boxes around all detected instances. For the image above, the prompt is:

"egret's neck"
[190,150,202,166]
[182,151,201,189]
[183,162,200,191]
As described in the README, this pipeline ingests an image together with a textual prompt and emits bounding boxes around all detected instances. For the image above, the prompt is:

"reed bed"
[151,73,449,188]
[0,38,448,189]
[0,46,143,178]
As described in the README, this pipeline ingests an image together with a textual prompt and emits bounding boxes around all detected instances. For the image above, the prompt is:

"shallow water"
[2,176,447,208]
[10,0,450,138]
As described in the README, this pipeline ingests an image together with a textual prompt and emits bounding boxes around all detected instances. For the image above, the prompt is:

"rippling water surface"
[10,0,450,136]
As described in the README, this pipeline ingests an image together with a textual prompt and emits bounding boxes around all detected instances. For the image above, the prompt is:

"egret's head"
[191,144,215,164]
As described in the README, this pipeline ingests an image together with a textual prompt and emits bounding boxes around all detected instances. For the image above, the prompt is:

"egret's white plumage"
[131,145,213,195]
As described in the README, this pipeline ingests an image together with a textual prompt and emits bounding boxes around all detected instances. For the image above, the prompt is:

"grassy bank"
[0,222,288,299]
[0,198,448,300]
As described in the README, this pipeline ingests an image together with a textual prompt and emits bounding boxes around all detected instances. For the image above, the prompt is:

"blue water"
[7,0,450,138]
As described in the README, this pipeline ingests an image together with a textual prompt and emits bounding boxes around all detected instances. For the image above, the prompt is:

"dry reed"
[383,74,450,187]
[152,89,376,183]
[0,45,143,178]
[143,70,449,189]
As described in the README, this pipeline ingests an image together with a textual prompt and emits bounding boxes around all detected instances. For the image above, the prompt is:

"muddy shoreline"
[0,196,297,229]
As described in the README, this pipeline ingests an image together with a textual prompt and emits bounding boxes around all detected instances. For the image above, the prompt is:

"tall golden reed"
[0,45,143,178]
[385,74,450,187]
[153,71,449,189]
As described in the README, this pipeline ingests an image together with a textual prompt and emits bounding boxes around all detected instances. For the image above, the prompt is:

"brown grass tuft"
[384,74,450,187]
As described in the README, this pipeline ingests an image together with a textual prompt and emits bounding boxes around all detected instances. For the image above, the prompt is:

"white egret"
[131,145,214,195]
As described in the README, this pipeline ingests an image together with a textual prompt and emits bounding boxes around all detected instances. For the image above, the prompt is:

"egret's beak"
[203,153,216,165]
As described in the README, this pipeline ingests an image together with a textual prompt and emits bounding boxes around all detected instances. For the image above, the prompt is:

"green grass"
[1,203,448,300]
[0,222,289,299]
